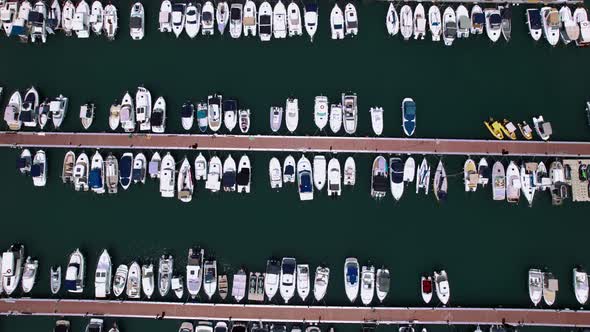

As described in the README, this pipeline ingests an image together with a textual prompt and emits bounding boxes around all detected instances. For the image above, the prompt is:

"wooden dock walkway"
[1,132,590,157]
[1,299,590,327]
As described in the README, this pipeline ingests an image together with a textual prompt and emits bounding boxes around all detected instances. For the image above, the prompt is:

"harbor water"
[1,1,590,331]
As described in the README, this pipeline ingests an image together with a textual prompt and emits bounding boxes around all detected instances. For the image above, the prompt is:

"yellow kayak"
[501,119,518,140]
[484,118,504,140]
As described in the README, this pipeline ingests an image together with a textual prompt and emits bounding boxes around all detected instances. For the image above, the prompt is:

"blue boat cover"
[120,156,132,176]
[473,13,485,24]
[20,110,32,122]
[181,104,193,117]
[529,10,541,29]
[222,171,236,187]
[300,171,312,193]
[17,158,28,169]
[172,3,185,11]
[132,168,143,181]
[403,102,416,120]
[31,164,42,177]
[223,100,238,111]
[305,3,317,12]
[64,279,77,291]
[89,169,102,188]
[283,261,295,274]
[285,165,294,175]
[490,14,502,25]
[347,266,358,283]
[10,25,25,37]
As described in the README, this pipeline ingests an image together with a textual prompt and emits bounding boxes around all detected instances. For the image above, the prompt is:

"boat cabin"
[72,12,89,37]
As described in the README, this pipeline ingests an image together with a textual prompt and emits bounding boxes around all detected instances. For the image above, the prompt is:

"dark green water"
[1,0,590,331]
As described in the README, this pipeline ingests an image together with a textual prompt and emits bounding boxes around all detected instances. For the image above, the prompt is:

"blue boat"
[89,151,105,194]
[344,257,359,303]
[402,98,416,136]
[119,153,133,190]
[297,156,313,201]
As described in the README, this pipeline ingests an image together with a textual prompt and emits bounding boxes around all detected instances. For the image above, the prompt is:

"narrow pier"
[1,132,590,157]
[1,299,590,327]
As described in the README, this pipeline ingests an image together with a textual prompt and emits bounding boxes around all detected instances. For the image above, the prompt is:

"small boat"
[222,154,237,192]
[433,160,447,202]
[32,150,47,187]
[232,269,247,302]
[402,98,416,136]
[527,8,543,41]
[2,244,25,295]
[327,158,341,197]
[90,0,103,35]
[279,257,296,303]
[421,275,433,304]
[208,94,223,132]
[86,319,103,332]
[147,152,161,180]
[285,98,299,133]
[18,149,32,175]
[549,161,567,206]
[270,106,283,132]
[371,156,388,199]
[376,268,390,303]
[541,7,560,46]
[135,87,152,131]
[50,266,61,295]
[103,3,117,40]
[533,116,552,140]
[181,102,194,131]
[413,3,426,40]
[399,5,413,40]
[500,5,512,41]
[297,155,313,200]
[171,3,186,37]
[331,3,344,39]
[239,109,250,133]
[20,87,39,128]
[478,158,490,187]
[303,3,318,42]
[186,247,204,298]
[389,157,404,201]
[159,0,172,33]
[129,2,144,40]
[455,5,469,38]
[223,99,238,132]
[506,161,521,203]
[62,150,75,182]
[141,264,154,298]
[344,156,356,186]
[72,0,90,38]
[195,102,207,132]
[205,156,222,192]
[428,5,441,41]
[229,2,243,38]
[296,264,310,301]
[344,3,358,36]
[483,118,504,140]
[109,102,121,131]
[242,0,256,37]
[177,158,194,202]
[360,265,375,306]
[470,5,484,34]
[329,104,342,133]
[500,119,517,140]
[520,162,537,206]
[313,155,326,191]
[484,8,502,42]
[120,93,135,132]
[344,257,359,303]
[218,274,228,300]
[464,158,478,192]
[62,0,75,35]
[415,157,430,194]
[73,152,89,191]
[237,155,251,193]
[4,91,22,131]
[216,1,229,34]
[258,1,272,41]
[537,161,549,190]
[386,3,399,36]
[543,272,558,306]
[79,103,94,130]
[89,151,105,194]
[158,255,173,297]
[21,256,38,293]
[287,1,302,37]
[314,96,329,130]
[574,267,589,305]
[94,249,111,298]
[159,152,176,197]
[492,161,506,201]
[273,0,286,39]
[342,93,358,134]
[38,101,50,130]
[151,97,166,133]
[203,259,217,299]
[434,270,450,305]
[518,121,533,140]
[265,259,280,301]
[442,6,456,46]
[65,248,85,294]
[171,275,184,299]
[194,153,207,181]
[370,107,384,135]
[49,94,69,130]
[283,155,296,183]
[313,266,330,301]
[403,156,415,183]
[119,152,133,190]
[126,262,141,299]
[574,8,590,46]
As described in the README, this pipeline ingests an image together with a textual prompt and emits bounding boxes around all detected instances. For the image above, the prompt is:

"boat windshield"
[181,104,193,117]
[404,102,416,119]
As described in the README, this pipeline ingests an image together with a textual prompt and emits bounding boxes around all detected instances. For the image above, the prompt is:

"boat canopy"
[89,169,102,188]
[403,102,416,119]
[445,22,457,36]
[230,7,241,19]
[4,106,17,122]
[203,12,213,21]
[79,105,92,118]
[19,109,33,122]
[31,164,43,177]
[28,11,44,24]
[159,11,170,23]
[422,279,432,292]
[148,161,159,175]
[237,168,250,185]
[372,175,388,192]
[284,165,294,176]
[17,157,29,169]
[299,171,312,193]
[305,4,317,12]
[489,13,501,25]
[151,111,164,126]
[223,99,238,111]
[120,106,131,122]
[120,156,132,176]
[458,16,470,29]
[473,12,485,24]
[392,164,404,183]
[222,170,236,187]
[130,17,142,29]
[181,104,193,117]
[132,167,143,181]
[346,266,358,284]
[282,260,296,274]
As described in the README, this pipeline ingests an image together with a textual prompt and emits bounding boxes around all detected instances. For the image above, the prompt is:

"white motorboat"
[103,3,117,40]
[159,152,176,198]
[258,1,272,41]
[216,1,229,34]
[49,94,68,129]
[141,264,154,299]
[148,152,161,179]
[402,98,416,136]
[119,152,133,190]
[120,92,135,132]
[90,0,103,35]
[527,8,543,41]
[171,2,186,37]
[327,158,341,197]
[222,154,237,192]
[265,259,280,301]
[151,97,166,133]
[342,93,357,134]
[520,162,537,206]
[273,0,286,38]
[194,153,207,181]
[283,155,296,183]
[296,264,310,301]
[186,247,204,298]
[79,103,94,130]
[399,5,412,40]
[313,155,326,191]
[158,255,173,297]
[94,249,111,298]
[574,267,589,305]
[371,155,388,199]
[543,272,558,306]
[21,256,38,294]
[560,6,579,44]
[50,266,61,295]
[0,1,18,36]
[237,155,251,193]
[112,264,128,297]
[428,5,441,41]
[574,7,590,46]
[500,5,512,41]
[37,100,50,130]
[19,149,32,175]
[132,152,146,184]
[89,151,105,194]
[159,0,172,33]
[232,269,247,302]
[492,161,506,201]
[415,157,430,194]
[172,275,184,299]
[239,109,250,133]
[456,5,470,38]
[135,86,152,131]
[270,106,283,132]
[73,152,89,191]
[208,94,222,132]
[464,158,478,192]
[376,268,390,303]
[344,2,357,36]
[272,157,284,188]
[434,270,450,305]
[243,0,256,37]
[329,104,342,133]
[2,244,24,295]
[541,7,560,46]
[370,107,384,135]
[181,101,194,131]
[279,257,296,303]
[20,87,38,128]
[421,275,433,304]
[343,156,356,186]
[549,161,567,206]
[205,156,222,192]
[330,3,344,40]
[297,155,313,200]
[433,160,448,202]
[303,3,318,42]
[360,266,375,306]
[506,161,521,203]
[313,266,330,301]
[223,99,238,132]
[62,0,75,35]
[403,156,415,183]
[72,0,90,38]
[229,3,242,38]
[4,90,22,131]
[108,102,120,131]
[386,3,399,36]
[129,2,144,40]
[105,154,118,194]
[287,1,302,37]
[32,150,47,187]
[65,249,85,293]
[485,8,501,42]
[442,6,456,46]
[285,98,299,133]
[185,3,200,38]
[413,3,426,39]
[389,157,404,201]
[86,319,104,332]
[533,115,552,140]
[471,5,484,34]
[203,259,217,299]
[344,257,359,303]
[478,158,490,187]
[177,158,194,203]
[126,262,141,299]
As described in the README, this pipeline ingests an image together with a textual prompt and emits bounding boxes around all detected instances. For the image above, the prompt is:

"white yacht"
[2,244,24,295]
[330,3,344,40]
[177,158,194,203]
[126,262,141,299]
[79,103,94,130]
[386,3,399,36]
[216,1,229,34]
[239,109,250,133]
[413,3,426,39]
[313,266,330,301]
[159,0,172,33]
[159,152,176,198]
[389,157,404,201]
[141,264,154,299]
[73,152,89,191]
[344,2,357,36]
[543,272,558,306]
[471,5,484,34]
[62,0,75,35]
[172,275,184,299]
[258,1,272,41]
[574,267,589,305]
[30,2,47,43]
[19,87,38,128]
[285,98,299,133]
[222,154,237,192]
[203,259,217,299]
[0,2,18,36]
[158,255,173,297]
[376,268,390,303]
[49,94,68,129]
[330,104,343,133]
[19,149,32,175]
[279,257,296,303]
[296,264,310,301]
[119,152,133,190]
[520,162,537,206]
[205,156,222,192]
[433,160,448,202]
[464,158,478,192]
[89,151,105,194]
[129,2,144,40]
[94,249,111,298]
[103,3,117,40]
[223,99,237,132]
[344,156,356,186]
[194,153,207,181]
[283,155,296,183]
[360,265,375,306]
[132,153,147,184]
[287,1,301,37]
[181,101,194,131]
[269,157,283,189]
[492,161,506,201]
[273,0,286,38]
[186,248,204,298]
[533,115,552,140]
[108,102,120,130]
[105,154,118,194]
[265,259,280,301]
[72,0,90,38]
[529,268,543,306]
[342,93,357,134]
[120,92,135,132]
[186,3,200,38]
[434,270,450,305]
[4,90,22,131]
[50,266,61,295]
[344,257,359,303]
[313,155,326,191]
[541,7,560,46]
[527,8,543,41]
[232,269,247,302]
[270,106,283,132]
[32,150,47,187]
[135,86,152,131]
[208,94,222,132]
[442,6,456,46]
[560,6,579,44]
[112,264,128,297]
[148,152,161,180]
[456,5,470,38]
[574,7,590,46]
[401,98,416,136]
[229,3,242,38]
[243,0,256,37]
[485,8,502,42]
[151,96,166,133]
[171,2,186,37]
[90,0,103,35]
[506,161,521,203]
[399,5,412,40]
[327,158,341,197]
[65,249,85,293]
[478,158,490,187]
[428,5,441,41]
[421,275,433,304]
[403,156,415,183]
[371,156,388,199]
[415,157,430,195]
[370,107,383,135]
[303,3,318,42]
[297,155,313,200]
[237,155,251,193]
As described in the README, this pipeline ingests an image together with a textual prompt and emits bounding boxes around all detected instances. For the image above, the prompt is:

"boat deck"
[2,132,590,157]
[2,298,590,327]
[563,159,590,202]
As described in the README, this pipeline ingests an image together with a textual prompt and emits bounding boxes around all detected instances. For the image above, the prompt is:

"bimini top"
[223,100,238,111]
[222,170,236,187]
[282,258,296,274]
[529,9,541,29]
[151,112,164,126]
[236,168,250,186]
[28,11,44,25]
[392,161,404,182]
[231,7,241,20]
[119,155,132,175]
[181,103,193,117]
[372,174,388,192]
[489,13,502,25]
[473,12,485,24]
[130,17,143,29]
[31,164,43,177]
[203,11,213,21]
[299,171,312,193]
[89,168,102,188]
[347,266,358,284]
[19,109,33,122]
[284,164,294,176]
[305,4,317,12]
